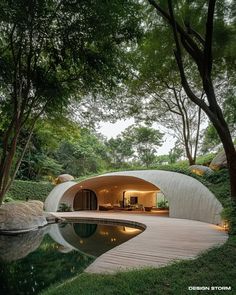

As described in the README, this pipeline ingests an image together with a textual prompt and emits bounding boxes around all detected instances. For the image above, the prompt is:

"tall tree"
[105,137,134,168]
[168,144,183,164]
[55,129,109,177]
[0,0,142,204]
[122,125,163,167]
[129,78,204,165]
[146,0,236,202]
[123,13,206,166]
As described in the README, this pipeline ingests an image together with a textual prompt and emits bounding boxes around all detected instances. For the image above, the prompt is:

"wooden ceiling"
[76,175,159,191]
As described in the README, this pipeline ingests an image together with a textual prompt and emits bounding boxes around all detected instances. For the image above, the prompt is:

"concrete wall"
[44,170,223,225]
[103,171,223,225]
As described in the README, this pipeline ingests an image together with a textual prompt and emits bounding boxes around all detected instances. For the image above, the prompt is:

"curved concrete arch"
[44,181,76,212]
[45,170,223,225]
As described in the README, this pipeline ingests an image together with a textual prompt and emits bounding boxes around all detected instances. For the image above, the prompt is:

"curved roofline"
[45,170,223,225]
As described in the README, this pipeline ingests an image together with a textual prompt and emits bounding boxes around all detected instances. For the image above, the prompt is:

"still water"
[0,222,142,295]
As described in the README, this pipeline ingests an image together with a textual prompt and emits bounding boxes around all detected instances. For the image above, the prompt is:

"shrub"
[57,203,72,212]
[157,199,169,209]
[6,180,54,202]
[202,169,230,208]
[3,195,15,203]
[196,153,215,165]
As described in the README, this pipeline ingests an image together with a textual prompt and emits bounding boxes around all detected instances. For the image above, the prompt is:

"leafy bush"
[202,169,230,207]
[6,180,54,202]
[157,199,169,209]
[57,203,72,212]
[196,153,215,165]
[3,195,15,203]
[204,168,229,184]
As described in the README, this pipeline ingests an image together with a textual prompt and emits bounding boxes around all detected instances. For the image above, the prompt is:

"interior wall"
[93,187,158,207]
[124,191,157,207]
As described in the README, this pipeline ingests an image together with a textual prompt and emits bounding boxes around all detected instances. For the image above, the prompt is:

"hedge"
[6,180,54,202]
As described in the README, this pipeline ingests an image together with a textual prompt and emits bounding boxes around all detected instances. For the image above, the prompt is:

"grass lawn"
[41,236,236,295]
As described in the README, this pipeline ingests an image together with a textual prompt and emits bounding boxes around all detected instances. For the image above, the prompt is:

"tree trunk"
[184,142,195,166]
[0,125,21,205]
[148,0,236,203]
[210,117,236,202]
[193,107,201,163]
[202,79,236,203]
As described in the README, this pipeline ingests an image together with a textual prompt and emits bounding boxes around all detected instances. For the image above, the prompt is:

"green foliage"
[201,169,235,234]
[150,164,195,177]
[57,203,72,212]
[204,169,230,185]
[106,137,134,168]
[157,199,169,209]
[0,0,144,202]
[203,170,231,207]
[223,88,236,134]
[55,129,108,177]
[122,125,164,167]
[153,154,169,165]
[19,154,63,181]
[6,180,54,202]
[221,205,236,235]
[3,195,14,203]
[168,146,183,164]
[201,124,221,153]
[196,153,216,165]
[17,121,109,180]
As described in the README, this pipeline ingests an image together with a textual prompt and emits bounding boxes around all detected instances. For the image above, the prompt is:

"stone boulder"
[189,165,213,176]
[55,174,75,184]
[209,147,236,170]
[0,200,47,232]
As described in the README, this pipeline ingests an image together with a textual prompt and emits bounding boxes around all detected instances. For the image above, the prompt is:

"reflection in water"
[73,223,97,238]
[58,222,142,257]
[0,228,46,262]
[0,222,143,294]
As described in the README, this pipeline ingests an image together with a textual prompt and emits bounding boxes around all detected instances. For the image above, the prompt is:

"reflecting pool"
[0,221,143,294]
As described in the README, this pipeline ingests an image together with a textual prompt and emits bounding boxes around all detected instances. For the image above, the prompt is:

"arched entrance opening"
[72,176,163,213]
[73,189,97,210]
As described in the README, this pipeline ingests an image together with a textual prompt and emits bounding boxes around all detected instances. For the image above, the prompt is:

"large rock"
[55,174,75,184]
[0,200,47,232]
[209,147,236,170]
[189,165,213,176]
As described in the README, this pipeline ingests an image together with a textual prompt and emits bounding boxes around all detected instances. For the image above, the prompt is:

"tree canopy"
[0,0,143,203]
[0,0,235,205]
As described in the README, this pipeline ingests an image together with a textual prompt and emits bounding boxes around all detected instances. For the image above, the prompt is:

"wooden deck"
[54,211,228,274]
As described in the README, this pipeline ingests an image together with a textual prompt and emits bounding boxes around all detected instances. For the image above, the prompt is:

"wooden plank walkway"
[54,212,228,274]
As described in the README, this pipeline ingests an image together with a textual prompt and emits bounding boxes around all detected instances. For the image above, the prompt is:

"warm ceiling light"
[125,190,158,193]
